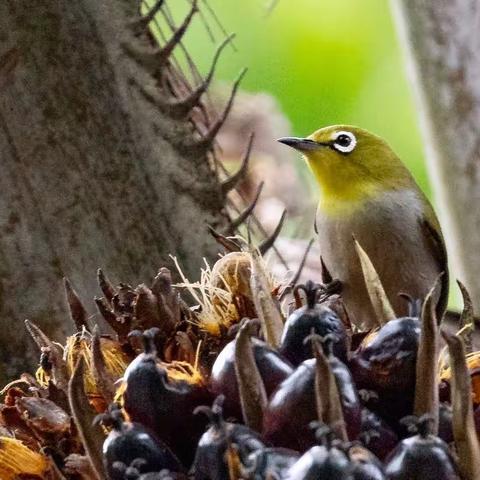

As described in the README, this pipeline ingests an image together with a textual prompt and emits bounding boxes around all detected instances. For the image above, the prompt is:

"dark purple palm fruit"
[111,460,188,480]
[474,405,480,439]
[209,322,293,421]
[349,316,421,429]
[243,448,300,480]
[136,473,188,480]
[348,445,385,480]
[192,396,264,480]
[438,402,454,444]
[284,425,353,480]
[384,415,461,480]
[279,281,348,365]
[358,407,398,461]
[327,338,362,441]
[96,405,183,480]
[122,329,211,467]
[263,335,361,451]
[262,358,317,451]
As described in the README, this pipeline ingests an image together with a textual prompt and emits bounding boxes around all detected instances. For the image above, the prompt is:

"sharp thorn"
[320,256,333,285]
[457,280,474,353]
[122,0,197,73]
[202,0,235,50]
[138,81,177,112]
[259,209,287,255]
[167,33,236,119]
[221,132,254,196]
[121,42,162,71]
[230,181,264,231]
[279,239,314,301]
[129,0,165,34]
[156,0,198,66]
[246,217,253,248]
[185,67,247,154]
[208,225,242,252]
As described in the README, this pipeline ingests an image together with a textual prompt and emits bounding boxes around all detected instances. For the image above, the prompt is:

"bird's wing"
[421,213,449,321]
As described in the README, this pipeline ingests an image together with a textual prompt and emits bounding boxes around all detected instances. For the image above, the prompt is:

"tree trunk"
[0,0,233,381]
[390,1,480,309]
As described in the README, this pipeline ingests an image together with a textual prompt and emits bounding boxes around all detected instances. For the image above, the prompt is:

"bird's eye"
[332,131,357,154]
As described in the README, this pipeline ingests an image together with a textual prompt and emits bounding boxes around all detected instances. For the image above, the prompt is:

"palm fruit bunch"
[1,234,480,480]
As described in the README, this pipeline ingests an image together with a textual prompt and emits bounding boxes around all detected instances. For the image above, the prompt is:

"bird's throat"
[306,158,383,216]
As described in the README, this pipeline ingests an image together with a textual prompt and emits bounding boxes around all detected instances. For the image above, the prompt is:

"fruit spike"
[354,237,396,326]
[442,329,480,480]
[234,319,267,432]
[94,296,126,338]
[182,67,248,155]
[68,356,107,480]
[308,334,348,442]
[63,277,89,332]
[249,240,284,348]
[210,328,292,420]
[414,274,441,433]
[97,268,115,305]
[91,326,116,405]
[24,319,69,391]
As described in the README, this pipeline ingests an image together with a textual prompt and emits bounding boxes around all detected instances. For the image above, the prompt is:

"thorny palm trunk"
[391,1,480,309]
[0,0,239,381]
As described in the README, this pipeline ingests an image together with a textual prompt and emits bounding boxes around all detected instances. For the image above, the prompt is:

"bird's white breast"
[316,189,440,327]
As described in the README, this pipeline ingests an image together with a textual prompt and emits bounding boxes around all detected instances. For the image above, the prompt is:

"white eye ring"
[332,131,357,154]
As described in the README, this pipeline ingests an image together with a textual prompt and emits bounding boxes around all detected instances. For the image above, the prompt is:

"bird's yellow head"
[278,125,414,215]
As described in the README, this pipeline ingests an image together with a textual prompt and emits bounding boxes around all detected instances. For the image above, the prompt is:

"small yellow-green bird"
[278,125,448,328]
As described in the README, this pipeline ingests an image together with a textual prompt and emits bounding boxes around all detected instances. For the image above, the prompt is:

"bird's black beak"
[277,137,320,151]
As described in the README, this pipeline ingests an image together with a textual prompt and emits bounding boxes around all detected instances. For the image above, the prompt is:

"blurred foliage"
[164,0,428,197]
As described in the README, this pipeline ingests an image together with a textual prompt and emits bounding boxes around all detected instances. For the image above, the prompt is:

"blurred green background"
[149,0,461,305]
[163,0,428,195]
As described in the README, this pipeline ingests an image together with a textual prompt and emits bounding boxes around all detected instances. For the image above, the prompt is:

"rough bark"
[0,0,232,381]
[390,1,480,309]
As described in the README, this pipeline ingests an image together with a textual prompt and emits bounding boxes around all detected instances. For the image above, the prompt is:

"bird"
[278,125,448,328]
